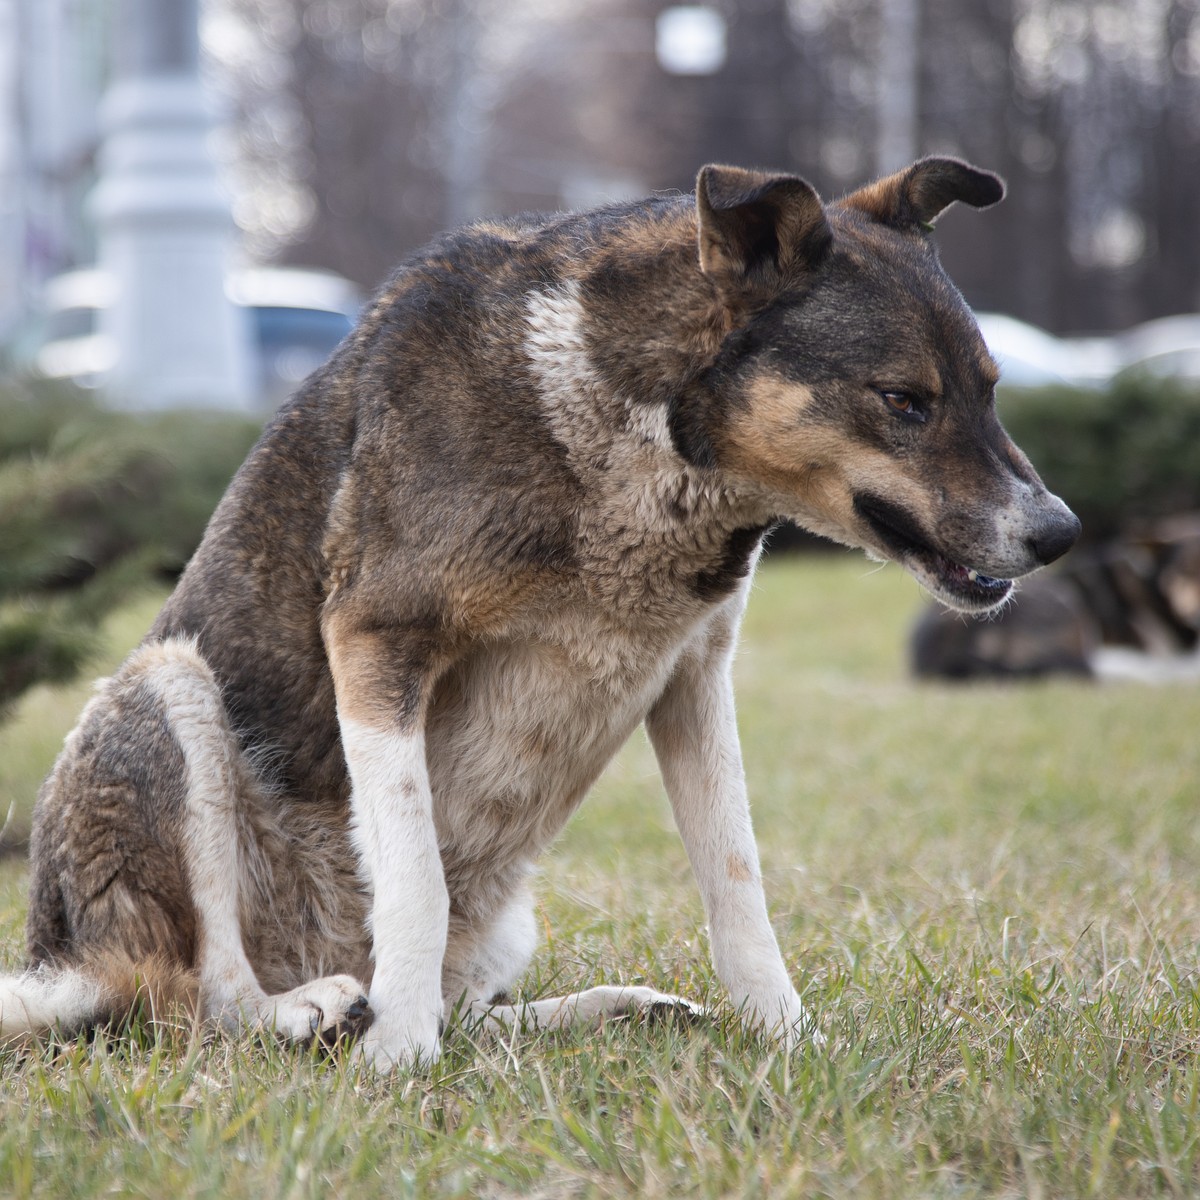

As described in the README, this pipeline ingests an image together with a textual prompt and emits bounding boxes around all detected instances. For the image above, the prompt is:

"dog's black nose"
[1029,507,1082,566]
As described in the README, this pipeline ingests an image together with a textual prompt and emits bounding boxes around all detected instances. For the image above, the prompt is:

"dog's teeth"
[967,568,978,582]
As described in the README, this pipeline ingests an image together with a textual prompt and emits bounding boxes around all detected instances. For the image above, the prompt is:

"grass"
[2,553,1200,1197]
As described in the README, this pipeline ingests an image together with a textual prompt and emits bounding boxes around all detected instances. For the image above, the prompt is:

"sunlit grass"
[2,553,1200,1197]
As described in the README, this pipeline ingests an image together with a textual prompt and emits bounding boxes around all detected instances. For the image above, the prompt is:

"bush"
[998,373,1200,543]
[0,381,262,719]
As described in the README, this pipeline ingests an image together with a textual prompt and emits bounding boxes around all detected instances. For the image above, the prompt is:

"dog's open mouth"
[853,494,1014,611]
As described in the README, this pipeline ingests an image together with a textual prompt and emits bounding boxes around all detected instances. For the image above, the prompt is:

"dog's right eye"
[879,390,927,423]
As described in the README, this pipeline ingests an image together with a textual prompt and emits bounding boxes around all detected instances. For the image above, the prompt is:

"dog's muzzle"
[853,491,1081,614]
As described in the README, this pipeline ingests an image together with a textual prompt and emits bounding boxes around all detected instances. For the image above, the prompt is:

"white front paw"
[741,989,823,1049]
[353,1011,442,1073]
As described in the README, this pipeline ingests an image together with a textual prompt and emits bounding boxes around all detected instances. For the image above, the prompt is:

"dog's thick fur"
[2,159,1079,1067]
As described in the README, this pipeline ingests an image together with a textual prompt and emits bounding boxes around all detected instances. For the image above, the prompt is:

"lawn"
[1,554,1199,1198]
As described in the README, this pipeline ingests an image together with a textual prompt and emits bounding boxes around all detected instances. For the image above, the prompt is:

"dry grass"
[2,554,1199,1197]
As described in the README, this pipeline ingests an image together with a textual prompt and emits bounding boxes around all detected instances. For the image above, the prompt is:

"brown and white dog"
[1,159,1079,1068]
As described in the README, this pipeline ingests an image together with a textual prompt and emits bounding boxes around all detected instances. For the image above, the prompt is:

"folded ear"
[841,157,1004,230]
[696,165,832,299]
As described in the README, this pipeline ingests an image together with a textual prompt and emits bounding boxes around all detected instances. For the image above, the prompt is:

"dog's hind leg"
[139,639,372,1046]
[8,654,207,1043]
[446,887,704,1039]
[7,640,370,1048]
[466,986,706,1037]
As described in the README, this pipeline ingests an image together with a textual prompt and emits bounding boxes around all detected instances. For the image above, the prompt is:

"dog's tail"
[0,953,198,1045]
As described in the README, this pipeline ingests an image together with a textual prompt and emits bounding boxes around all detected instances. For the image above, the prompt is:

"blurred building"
[0,0,106,340]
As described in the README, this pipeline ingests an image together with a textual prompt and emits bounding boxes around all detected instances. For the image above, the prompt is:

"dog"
[0,158,1080,1068]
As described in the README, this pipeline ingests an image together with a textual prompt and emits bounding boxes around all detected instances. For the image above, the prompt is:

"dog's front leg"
[646,634,817,1049]
[325,619,449,1071]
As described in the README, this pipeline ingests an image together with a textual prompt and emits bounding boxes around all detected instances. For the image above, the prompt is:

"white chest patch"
[424,601,715,909]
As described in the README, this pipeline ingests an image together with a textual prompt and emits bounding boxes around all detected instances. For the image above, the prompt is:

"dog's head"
[688,158,1080,613]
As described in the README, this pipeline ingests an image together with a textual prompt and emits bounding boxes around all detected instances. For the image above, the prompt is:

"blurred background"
[6,0,1200,402]
[2,0,1200,726]
[5,0,1200,347]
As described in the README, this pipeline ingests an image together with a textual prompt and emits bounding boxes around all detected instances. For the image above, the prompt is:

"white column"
[89,0,253,411]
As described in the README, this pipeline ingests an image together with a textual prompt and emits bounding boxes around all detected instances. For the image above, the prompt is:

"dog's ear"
[841,157,1004,230]
[696,165,832,300]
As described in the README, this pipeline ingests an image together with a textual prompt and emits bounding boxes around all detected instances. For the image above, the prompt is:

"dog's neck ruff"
[524,280,667,462]
[523,280,754,537]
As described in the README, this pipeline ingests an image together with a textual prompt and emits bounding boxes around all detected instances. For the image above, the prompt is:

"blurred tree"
[210,0,1200,331]
[1000,375,1200,541]
[1143,0,1200,320]
[219,0,668,286]
[0,384,261,722]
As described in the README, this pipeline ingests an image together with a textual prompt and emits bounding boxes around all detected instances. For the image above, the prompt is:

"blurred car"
[973,311,1118,389]
[976,310,1200,391]
[25,265,362,408]
[1113,314,1200,383]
